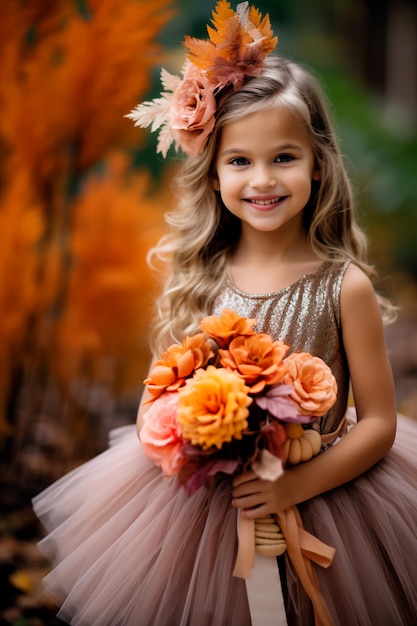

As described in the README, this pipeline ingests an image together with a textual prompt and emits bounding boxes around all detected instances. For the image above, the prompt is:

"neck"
[233,223,314,266]
[228,226,323,295]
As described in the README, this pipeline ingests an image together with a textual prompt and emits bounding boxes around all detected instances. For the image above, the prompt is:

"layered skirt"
[33,412,417,625]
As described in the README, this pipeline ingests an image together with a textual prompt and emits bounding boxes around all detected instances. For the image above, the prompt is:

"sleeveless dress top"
[211,260,350,434]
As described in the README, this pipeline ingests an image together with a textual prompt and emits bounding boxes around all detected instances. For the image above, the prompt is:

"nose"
[249,164,276,190]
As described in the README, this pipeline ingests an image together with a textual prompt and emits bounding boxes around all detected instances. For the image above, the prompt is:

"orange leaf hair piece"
[183,0,278,88]
[247,4,278,55]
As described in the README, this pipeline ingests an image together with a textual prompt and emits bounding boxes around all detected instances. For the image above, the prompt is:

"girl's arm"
[232,263,397,516]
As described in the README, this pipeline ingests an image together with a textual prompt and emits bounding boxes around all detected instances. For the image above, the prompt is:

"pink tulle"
[33,411,417,626]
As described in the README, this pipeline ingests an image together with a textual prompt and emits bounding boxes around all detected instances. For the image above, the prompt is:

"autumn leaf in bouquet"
[140,309,337,557]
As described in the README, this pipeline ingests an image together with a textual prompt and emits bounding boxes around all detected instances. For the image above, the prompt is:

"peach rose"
[144,333,214,400]
[171,63,217,156]
[200,308,257,349]
[283,352,337,416]
[140,392,186,476]
[219,334,289,394]
[177,366,252,450]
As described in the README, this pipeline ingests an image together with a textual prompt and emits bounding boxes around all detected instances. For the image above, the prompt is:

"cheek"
[294,168,316,190]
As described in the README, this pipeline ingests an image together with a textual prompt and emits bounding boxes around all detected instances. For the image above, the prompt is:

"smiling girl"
[33,3,417,625]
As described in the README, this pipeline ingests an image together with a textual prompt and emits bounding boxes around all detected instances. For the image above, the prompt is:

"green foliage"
[322,69,417,275]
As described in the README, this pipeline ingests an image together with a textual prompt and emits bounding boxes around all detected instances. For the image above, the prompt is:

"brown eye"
[276,154,294,163]
[230,157,250,166]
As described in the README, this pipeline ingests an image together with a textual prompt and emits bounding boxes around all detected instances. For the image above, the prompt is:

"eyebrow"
[220,143,303,156]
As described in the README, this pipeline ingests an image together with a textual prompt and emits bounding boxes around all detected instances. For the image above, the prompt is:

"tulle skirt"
[33,412,417,626]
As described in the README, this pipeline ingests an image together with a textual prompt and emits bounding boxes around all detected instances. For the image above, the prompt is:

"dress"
[33,261,417,626]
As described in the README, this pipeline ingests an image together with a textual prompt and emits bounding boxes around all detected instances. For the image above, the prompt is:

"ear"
[212,175,220,191]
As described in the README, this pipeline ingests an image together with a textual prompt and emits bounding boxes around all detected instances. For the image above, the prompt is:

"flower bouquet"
[140,307,336,501]
[140,309,337,624]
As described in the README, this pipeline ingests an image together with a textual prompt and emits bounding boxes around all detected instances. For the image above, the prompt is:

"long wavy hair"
[148,56,395,354]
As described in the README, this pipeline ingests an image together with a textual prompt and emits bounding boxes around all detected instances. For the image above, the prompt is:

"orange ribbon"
[277,507,335,626]
[233,516,255,579]
[233,508,335,626]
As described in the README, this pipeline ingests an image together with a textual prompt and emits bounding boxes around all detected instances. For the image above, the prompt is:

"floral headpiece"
[126,0,278,157]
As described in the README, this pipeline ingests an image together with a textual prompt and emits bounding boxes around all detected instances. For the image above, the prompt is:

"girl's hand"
[232,469,295,518]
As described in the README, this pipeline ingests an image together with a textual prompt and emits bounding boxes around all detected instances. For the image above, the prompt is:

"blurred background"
[0,0,416,623]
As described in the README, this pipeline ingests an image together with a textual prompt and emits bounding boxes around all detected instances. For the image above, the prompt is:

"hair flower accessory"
[126,0,278,156]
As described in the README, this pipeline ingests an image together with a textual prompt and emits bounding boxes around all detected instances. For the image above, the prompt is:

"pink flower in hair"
[170,63,217,156]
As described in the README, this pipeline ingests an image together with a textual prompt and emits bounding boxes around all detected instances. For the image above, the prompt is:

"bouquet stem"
[255,514,287,557]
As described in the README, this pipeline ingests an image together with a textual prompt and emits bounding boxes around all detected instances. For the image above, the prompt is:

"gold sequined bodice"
[211,261,350,434]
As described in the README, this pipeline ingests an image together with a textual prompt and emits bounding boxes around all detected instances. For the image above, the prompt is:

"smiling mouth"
[246,197,286,206]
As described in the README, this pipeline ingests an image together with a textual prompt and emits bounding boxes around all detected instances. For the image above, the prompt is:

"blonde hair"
[148,56,395,354]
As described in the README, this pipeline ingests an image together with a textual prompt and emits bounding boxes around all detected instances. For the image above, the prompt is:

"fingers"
[232,470,257,488]
[232,491,272,518]
[232,472,278,515]
[241,505,271,519]
[232,476,269,513]
[232,493,265,512]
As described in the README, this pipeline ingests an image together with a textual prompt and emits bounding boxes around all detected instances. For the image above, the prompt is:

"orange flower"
[177,366,252,450]
[145,333,214,400]
[200,308,257,348]
[219,334,289,394]
[283,353,337,416]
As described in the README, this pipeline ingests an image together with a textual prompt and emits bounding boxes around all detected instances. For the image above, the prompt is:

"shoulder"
[341,263,377,308]
[340,263,384,338]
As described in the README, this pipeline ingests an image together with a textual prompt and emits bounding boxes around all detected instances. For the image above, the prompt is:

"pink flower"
[170,63,217,155]
[140,392,187,476]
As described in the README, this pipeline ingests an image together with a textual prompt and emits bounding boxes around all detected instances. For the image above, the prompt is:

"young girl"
[33,2,417,625]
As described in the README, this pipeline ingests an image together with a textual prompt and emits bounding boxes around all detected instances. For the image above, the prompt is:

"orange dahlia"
[177,366,252,450]
[219,334,289,394]
[144,333,214,400]
[199,308,257,348]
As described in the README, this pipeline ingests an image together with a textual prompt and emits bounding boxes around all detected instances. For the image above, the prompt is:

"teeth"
[251,198,280,206]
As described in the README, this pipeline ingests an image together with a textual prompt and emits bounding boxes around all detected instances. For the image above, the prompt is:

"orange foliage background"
[0,0,175,474]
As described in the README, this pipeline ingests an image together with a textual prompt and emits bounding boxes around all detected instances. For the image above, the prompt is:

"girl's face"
[213,106,320,235]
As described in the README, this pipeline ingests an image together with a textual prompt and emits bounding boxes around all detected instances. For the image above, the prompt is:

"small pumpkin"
[283,423,322,465]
